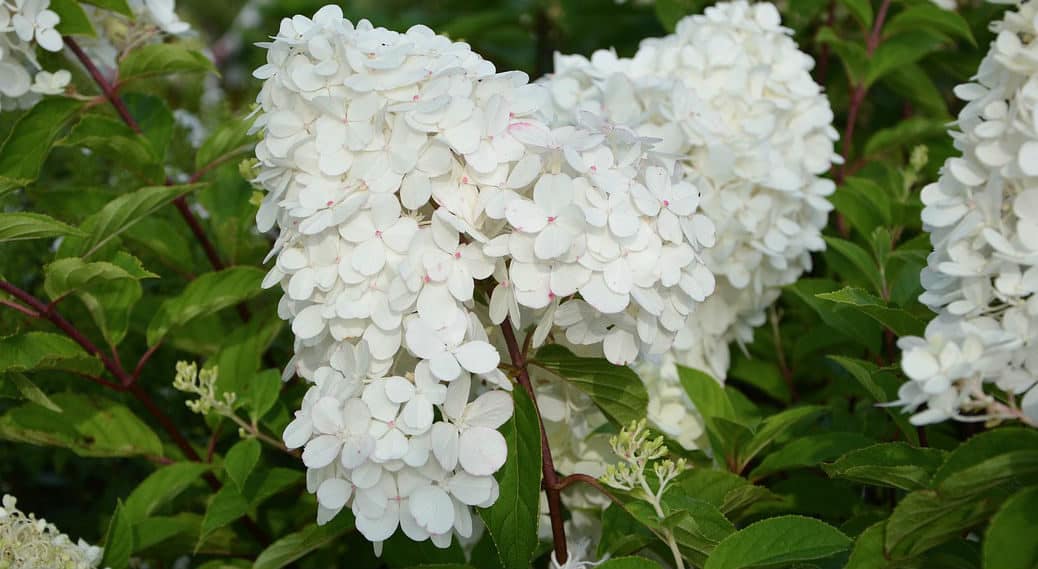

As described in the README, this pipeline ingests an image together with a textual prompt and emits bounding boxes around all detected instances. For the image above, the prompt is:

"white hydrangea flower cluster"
[894,0,1038,427]
[0,0,69,111]
[0,494,107,569]
[539,0,837,446]
[250,5,717,549]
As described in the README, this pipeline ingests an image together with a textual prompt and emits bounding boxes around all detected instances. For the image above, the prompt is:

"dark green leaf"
[843,522,887,569]
[479,387,541,569]
[737,406,825,471]
[837,0,873,29]
[246,369,282,423]
[119,44,217,83]
[703,515,851,569]
[147,266,265,345]
[816,287,927,336]
[983,485,1038,569]
[253,514,354,569]
[655,0,703,32]
[224,438,261,491]
[786,279,882,353]
[626,495,734,566]
[880,63,949,118]
[931,428,1038,487]
[884,489,998,559]
[124,462,211,522]
[677,366,737,421]
[823,442,946,490]
[101,501,133,569]
[133,516,199,552]
[61,115,164,182]
[533,345,649,426]
[0,212,85,243]
[50,0,96,36]
[750,432,875,480]
[867,31,947,86]
[816,27,868,85]
[885,4,975,45]
[827,356,919,444]
[937,450,1038,499]
[597,558,664,569]
[0,98,84,194]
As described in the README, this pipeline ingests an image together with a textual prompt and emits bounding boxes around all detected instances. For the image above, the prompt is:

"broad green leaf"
[533,345,649,426]
[0,212,85,243]
[124,93,174,162]
[62,183,206,258]
[844,522,886,569]
[931,427,1038,487]
[703,515,851,569]
[61,115,163,182]
[6,374,62,412]
[133,515,199,552]
[224,438,261,491]
[195,115,256,172]
[837,0,873,29]
[119,44,217,82]
[0,391,164,458]
[736,406,825,472]
[823,237,884,294]
[0,98,84,194]
[199,466,301,543]
[597,558,664,569]
[880,63,949,118]
[598,504,656,558]
[147,266,265,345]
[44,253,156,345]
[937,450,1038,499]
[79,0,133,15]
[0,332,102,375]
[827,355,919,444]
[676,366,736,421]
[626,495,734,566]
[786,279,882,354]
[479,387,541,569]
[253,514,354,569]
[823,442,946,490]
[50,0,96,36]
[124,462,211,522]
[101,501,133,569]
[727,355,790,404]
[884,489,998,559]
[864,117,950,157]
[829,178,893,238]
[867,30,947,86]
[749,432,874,480]
[245,369,282,423]
[816,27,868,84]
[885,4,975,45]
[211,316,283,409]
[816,287,927,336]
[983,485,1038,569]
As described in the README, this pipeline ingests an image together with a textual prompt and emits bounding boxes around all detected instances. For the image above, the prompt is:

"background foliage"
[1,0,1035,568]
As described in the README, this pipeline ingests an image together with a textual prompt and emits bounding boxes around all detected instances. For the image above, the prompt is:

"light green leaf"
[885,4,975,45]
[0,212,85,243]
[0,392,164,458]
[703,515,851,569]
[823,442,946,490]
[597,558,664,569]
[0,98,84,194]
[983,485,1038,569]
[253,515,354,569]
[224,438,261,491]
[119,44,217,83]
[7,374,62,412]
[533,345,649,426]
[50,0,96,36]
[147,266,265,345]
[79,0,133,15]
[749,432,875,480]
[62,183,206,258]
[245,369,282,423]
[124,462,211,523]
[931,427,1038,487]
[0,332,102,375]
[676,366,736,421]
[829,177,893,238]
[101,501,133,569]
[867,30,947,86]
[479,387,541,569]
[816,287,927,337]
[195,115,256,172]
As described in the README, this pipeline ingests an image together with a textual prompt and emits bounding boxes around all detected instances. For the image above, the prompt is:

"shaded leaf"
[0,98,84,194]
[253,514,354,569]
[50,0,96,35]
[224,438,261,491]
[816,287,927,336]
[750,432,875,480]
[703,515,851,569]
[147,266,264,345]
[823,442,946,490]
[101,501,133,569]
[124,462,212,523]
[983,485,1038,569]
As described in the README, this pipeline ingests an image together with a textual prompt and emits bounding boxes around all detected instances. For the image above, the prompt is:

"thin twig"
[0,298,39,318]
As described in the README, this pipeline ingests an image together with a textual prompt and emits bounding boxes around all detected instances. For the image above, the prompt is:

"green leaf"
[983,485,1038,569]
[0,212,85,243]
[816,27,868,85]
[133,515,199,552]
[703,515,851,569]
[867,30,947,86]
[79,0,133,16]
[880,63,949,118]
[6,374,62,412]
[101,501,133,569]
[124,93,174,162]
[224,438,261,491]
[931,427,1038,487]
[736,406,825,472]
[823,237,884,294]
[61,183,206,258]
[837,0,873,29]
[864,117,950,157]
[626,495,734,566]
[0,392,164,458]
[123,462,211,523]
[823,442,946,490]
[50,0,96,36]
[147,267,265,345]
[844,522,887,569]
[43,253,156,345]
[253,514,354,569]
[597,558,664,569]
[936,450,1038,499]
[0,332,102,375]
[0,98,84,194]
[210,316,283,414]
[245,369,282,423]
[786,279,882,353]
[885,4,975,45]
[677,366,737,421]
[199,467,301,543]
[749,432,875,480]
[816,287,927,336]
[884,489,998,559]
[195,115,256,172]
[827,356,919,444]
[119,44,217,83]
[479,387,541,569]
[60,115,164,182]
[533,345,649,426]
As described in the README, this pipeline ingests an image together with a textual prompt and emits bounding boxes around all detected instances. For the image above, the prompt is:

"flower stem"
[500,317,568,565]
[638,475,685,569]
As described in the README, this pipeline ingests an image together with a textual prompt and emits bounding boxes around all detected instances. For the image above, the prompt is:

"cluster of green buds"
[0,495,106,569]
[602,419,687,497]
[173,361,236,416]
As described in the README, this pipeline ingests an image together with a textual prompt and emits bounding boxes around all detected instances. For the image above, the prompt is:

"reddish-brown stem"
[0,298,39,318]
[816,1,836,84]
[132,341,164,382]
[64,36,228,274]
[500,317,568,565]
[206,421,224,463]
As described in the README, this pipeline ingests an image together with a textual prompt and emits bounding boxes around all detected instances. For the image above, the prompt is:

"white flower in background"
[0,494,108,569]
[252,6,719,549]
[29,68,69,94]
[0,0,65,111]
[894,0,1038,427]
